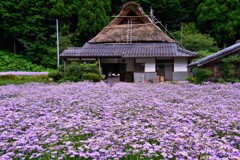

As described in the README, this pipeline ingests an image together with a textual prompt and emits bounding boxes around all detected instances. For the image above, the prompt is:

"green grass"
[0,75,49,86]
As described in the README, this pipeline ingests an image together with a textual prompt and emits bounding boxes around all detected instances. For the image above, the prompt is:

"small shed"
[188,41,240,79]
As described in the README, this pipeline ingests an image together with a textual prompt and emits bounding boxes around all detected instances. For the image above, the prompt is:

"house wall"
[134,72,157,82]
[125,58,134,71]
[135,58,156,72]
[134,58,156,82]
[101,58,119,63]
[174,58,188,72]
[173,58,188,81]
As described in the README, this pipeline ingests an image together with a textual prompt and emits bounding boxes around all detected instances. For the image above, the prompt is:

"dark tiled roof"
[189,42,240,67]
[60,43,197,58]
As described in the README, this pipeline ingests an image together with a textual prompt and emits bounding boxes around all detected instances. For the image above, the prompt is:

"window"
[135,63,144,72]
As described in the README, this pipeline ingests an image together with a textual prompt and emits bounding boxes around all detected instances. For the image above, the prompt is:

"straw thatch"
[89,1,175,43]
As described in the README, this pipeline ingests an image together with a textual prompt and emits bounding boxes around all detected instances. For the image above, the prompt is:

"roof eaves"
[188,42,240,67]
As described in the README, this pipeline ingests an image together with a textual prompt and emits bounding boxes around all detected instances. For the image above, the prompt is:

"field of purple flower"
[0,82,239,160]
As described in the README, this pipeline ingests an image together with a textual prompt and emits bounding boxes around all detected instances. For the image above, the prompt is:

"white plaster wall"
[135,58,156,72]
[174,58,188,72]
[145,63,155,72]
[125,58,134,71]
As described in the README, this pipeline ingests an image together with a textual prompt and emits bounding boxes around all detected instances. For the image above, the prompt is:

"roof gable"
[109,1,152,25]
[89,1,175,43]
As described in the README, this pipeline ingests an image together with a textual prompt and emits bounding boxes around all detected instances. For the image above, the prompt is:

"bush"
[0,74,18,80]
[80,63,99,74]
[192,68,212,84]
[0,50,46,71]
[62,62,82,82]
[185,76,196,84]
[82,73,101,82]
[60,76,80,82]
[48,71,63,82]
[218,54,240,82]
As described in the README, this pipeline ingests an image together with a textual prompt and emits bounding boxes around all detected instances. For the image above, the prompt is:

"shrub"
[185,76,196,84]
[61,75,80,82]
[0,74,18,80]
[48,71,63,82]
[82,73,101,82]
[0,50,45,71]
[192,68,212,84]
[218,54,240,82]
[80,63,99,74]
[62,62,82,82]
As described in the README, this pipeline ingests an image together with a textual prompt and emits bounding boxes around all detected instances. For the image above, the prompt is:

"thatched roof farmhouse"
[61,1,197,82]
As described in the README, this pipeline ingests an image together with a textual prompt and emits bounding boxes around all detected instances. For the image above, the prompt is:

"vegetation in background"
[0,74,48,86]
[0,0,239,69]
[48,71,63,82]
[195,50,214,61]
[197,0,240,46]
[0,0,111,68]
[172,23,218,52]
[60,62,102,82]
[186,68,212,84]
[82,73,101,82]
[0,50,45,71]
[61,62,83,82]
[218,54,240,82]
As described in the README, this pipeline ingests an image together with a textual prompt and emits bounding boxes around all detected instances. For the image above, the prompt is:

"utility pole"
[56,19,60,69]
[181,24,183,45]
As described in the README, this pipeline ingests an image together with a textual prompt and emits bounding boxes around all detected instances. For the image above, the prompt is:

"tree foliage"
[219,54,240,82]
[76,0,111,44]
[0,0,239,69]
[197,0,240,46]
[172,23,218,52]
[0,50,45,71]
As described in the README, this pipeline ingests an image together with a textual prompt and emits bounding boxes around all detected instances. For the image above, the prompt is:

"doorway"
[156,60,173,81]
[101,63,126,81]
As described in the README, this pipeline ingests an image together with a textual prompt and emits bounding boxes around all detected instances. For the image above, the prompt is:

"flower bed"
[0,82,239,159]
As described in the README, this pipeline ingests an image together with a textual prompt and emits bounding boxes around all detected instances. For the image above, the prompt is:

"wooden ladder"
[127,19,132,43]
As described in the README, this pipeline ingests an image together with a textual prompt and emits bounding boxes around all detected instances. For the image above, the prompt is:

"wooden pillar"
[63,59,67,70]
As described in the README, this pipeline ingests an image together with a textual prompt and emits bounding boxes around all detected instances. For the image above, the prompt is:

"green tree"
[76,0,111,44]
[172,23,219,52]
[118,0,201,29]
[0,0,55,67]
[197,0,240,46]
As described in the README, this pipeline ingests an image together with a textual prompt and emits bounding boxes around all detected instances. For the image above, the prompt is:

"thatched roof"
[89,1,175,43]
[188,42,240,67]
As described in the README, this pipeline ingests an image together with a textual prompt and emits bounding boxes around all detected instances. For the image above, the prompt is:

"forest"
[0,0,240,69]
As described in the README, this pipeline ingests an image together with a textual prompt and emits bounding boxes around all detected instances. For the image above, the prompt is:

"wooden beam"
[111,16,147,18]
